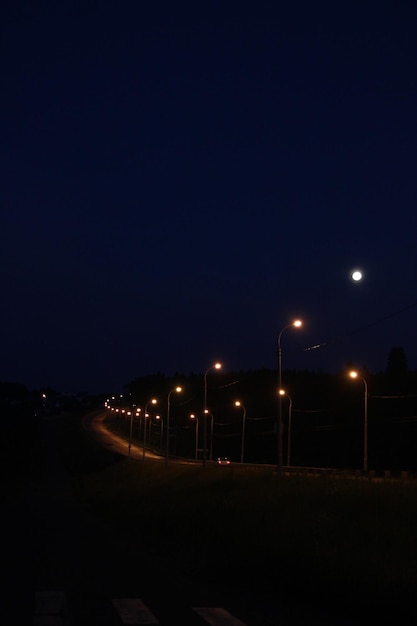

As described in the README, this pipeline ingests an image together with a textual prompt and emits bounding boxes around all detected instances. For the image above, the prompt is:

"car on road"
[216,457,231,465]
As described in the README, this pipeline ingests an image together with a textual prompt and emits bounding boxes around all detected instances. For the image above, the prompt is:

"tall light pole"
[279,389,293,467]
[202,409,215,464]
[203,362,222,409]
[142,398,157,461]
[165,387,182,468]
[135,407,141,441]
[349,371,368,472]
[127,411,133,457]
[190,414,199,460]
[203,362,221,466]
[234,401,246,464]
[277,320,302,474]
[205,410,215,460]
[155,415,163,450]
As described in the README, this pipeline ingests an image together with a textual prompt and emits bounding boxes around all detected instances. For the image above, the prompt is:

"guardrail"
[94,413,417,481]
[212,462,416,482]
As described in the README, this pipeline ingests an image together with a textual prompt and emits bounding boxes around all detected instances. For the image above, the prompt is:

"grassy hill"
[37,411,417,620]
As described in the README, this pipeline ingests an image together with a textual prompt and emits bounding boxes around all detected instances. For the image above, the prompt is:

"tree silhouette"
[386,346,409,392]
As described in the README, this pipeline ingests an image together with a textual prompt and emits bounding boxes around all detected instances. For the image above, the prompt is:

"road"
[82,410,205,467]
[2,413,359,625]
[81,410,169,462]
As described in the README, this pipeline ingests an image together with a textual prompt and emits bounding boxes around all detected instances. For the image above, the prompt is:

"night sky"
[2,1,417,394]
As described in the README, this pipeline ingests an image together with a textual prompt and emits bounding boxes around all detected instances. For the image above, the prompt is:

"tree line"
[118,347,417,472]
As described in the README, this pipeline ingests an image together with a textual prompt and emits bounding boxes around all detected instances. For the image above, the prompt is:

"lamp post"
[148,415,153,446]
[203,362,222,410]
[165,387,182,468]
[277,320,302,473]
[202,409,215,463]
[279,389,293,467]
[142,398,157,461]
[202,362,221,467]
[234,401,246,464]
[130,403,138,445]
[349,371,368,472]
[209,410,215,460]
[135,407,141,441]
[155,415,163,450]
[190,414,199,460]
[127,411,133,457]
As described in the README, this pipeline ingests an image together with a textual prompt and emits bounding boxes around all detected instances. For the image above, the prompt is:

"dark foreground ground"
[2,409,416,625]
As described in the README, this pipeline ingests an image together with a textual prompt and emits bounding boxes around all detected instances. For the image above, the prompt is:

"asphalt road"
[2,414,359,625]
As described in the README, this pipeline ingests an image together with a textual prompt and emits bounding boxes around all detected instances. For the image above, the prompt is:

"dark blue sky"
[2,0,417,393]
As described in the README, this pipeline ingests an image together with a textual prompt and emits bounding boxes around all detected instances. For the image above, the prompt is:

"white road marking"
[112,598,159,624]
[193,607,247,626]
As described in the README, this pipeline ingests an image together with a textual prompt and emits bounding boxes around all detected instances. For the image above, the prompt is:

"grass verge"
[59,412,417,618]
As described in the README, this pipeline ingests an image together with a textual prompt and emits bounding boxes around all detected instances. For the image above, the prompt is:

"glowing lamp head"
[175,386,182,393]
[214,362,222,370]
[293,320,302,328]
[349,371,358,379]
[234,401,242,407]
[279,389,286,396]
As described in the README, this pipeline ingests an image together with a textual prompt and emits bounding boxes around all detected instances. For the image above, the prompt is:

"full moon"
[351,270,363,282]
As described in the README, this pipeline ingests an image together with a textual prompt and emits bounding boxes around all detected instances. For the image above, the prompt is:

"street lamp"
[142,398,157,461]
[203,362,222,409]
[189,414,199,460]
[155,415,163,449]
[279,389,293,467]
[234,401,246,464]
[277,320,302,473]
[165,387,182,467]
[135,407,141,441]
[349,371,368,472]
[202,363,221,468]
[203,409,215,462]
[127,411,133,457]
